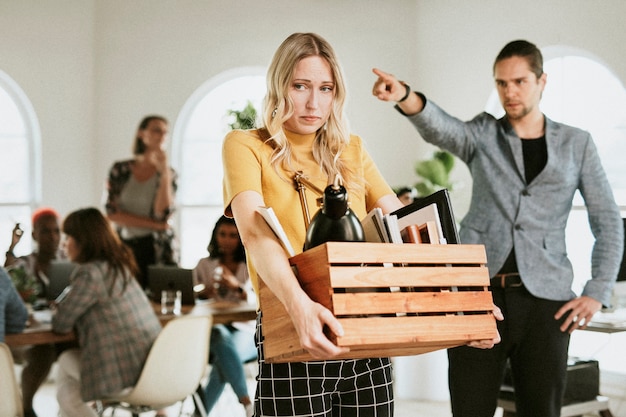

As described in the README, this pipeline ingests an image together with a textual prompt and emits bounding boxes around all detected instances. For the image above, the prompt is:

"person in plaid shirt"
[52,207,161,417]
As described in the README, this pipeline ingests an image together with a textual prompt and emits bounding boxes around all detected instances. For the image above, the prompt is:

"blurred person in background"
[5,207,68,417]
[193,215,256,417]
[0,266,28,342]
[105,115,178,289]
[53,207,161,417]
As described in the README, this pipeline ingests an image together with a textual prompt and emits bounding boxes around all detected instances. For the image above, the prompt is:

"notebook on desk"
[147,265,196,306]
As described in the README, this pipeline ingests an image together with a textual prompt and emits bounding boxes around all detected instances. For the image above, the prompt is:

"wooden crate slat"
[331,291,494,315]
[258,281,293,336]
[289,242,488,266]
[328,266,489,288]
[270,342,462,363]
[336,315,496,346]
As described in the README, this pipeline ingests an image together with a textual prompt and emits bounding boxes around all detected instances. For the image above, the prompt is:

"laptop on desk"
[147,265,196,306]
[46,261,77,302]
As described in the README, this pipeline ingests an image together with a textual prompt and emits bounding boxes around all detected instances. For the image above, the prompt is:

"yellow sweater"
[222,128,393,290]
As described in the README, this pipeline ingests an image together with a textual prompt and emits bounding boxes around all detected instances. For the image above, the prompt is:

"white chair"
[0,342,23,417]
[96,315,212,417]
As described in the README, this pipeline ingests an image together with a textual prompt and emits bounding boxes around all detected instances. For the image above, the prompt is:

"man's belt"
[490,272,523,288]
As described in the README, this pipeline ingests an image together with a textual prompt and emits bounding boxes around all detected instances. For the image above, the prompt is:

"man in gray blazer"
[372,40,623,417]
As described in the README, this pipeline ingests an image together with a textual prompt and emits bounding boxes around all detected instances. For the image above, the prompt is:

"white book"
[383,213,403,244]
[395,203,447,244]
[256,206,296,257]
[361,207,390,243]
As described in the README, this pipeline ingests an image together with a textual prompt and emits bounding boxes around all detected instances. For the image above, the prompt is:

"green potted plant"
[226,101,257,130]
[8,265,40,303]
[413,150,455,197]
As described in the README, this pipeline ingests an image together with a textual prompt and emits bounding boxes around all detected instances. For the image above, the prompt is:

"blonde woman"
[224,32,500,417]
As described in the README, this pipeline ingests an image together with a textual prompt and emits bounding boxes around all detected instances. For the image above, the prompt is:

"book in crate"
[259,241,497,363]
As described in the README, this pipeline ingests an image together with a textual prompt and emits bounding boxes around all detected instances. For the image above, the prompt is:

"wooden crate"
[259,242,497,363]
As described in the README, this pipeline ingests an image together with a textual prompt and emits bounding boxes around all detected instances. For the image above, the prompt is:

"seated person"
[0,266,28,342]
[5,207,68,417]
[395,186,416,206]
[5,207,67,292]
[193,215,256,417]
[52,207,162,417]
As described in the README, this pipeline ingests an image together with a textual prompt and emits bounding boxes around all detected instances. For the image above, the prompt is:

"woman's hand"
[288,294,350,359]
[146,148,169,174]
[219,271,248,301]
[10,223,23,249]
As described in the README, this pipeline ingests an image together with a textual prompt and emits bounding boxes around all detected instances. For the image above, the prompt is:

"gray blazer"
[401,99,623,306]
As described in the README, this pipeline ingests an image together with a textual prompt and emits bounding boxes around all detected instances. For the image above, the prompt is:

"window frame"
[171,66,266,267]
[0,69,41,255]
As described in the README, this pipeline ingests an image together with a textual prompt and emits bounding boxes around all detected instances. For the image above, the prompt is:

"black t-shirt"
[498,136,547,274]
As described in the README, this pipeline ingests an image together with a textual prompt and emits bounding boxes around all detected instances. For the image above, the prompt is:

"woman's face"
[216,223,240,256]
[63,235,79,262]
[283,55,335,135]
[138,119,168,151]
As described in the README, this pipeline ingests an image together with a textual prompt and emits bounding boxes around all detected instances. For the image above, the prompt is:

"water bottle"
[213,266,228,298]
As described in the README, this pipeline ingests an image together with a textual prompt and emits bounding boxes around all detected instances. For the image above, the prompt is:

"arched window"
[0,70,40,257]
[172,67,266,267]
[485,47,626,292]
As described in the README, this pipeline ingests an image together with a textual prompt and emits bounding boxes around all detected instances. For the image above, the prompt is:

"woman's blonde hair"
[261,32,357,189]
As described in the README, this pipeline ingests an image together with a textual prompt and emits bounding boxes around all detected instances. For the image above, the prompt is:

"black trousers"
[448,285,570,417]
[122,235,155,289]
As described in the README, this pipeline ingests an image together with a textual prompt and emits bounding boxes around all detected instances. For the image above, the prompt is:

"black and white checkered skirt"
[252,312,394,417]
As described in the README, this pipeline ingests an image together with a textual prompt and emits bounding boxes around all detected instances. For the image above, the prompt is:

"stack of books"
[362,189,458,245]
[257,189,459,255]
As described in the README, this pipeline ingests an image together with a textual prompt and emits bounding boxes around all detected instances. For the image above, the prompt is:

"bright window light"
[172,68,266,267]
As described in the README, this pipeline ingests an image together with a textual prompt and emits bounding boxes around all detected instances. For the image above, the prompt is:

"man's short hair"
[32,207,59,227]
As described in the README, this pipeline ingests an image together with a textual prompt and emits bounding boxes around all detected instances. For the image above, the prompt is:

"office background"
[2,0,625,216]
[1,0,625,406]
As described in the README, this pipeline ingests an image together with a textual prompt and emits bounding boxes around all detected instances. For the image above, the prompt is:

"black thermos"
[303,175,365,251]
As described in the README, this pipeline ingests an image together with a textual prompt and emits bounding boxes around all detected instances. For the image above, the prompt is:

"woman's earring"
[272,107,278,118]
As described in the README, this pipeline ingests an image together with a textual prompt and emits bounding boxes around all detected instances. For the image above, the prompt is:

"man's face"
[32,215,60,256]
[494,56,546,121]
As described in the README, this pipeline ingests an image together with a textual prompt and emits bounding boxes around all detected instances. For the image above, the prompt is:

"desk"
[4,300,258,348]
[586,308,626,334]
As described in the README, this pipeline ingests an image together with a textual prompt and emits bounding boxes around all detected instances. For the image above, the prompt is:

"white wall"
[2,0,626,218]
[91,0,421,214]
[0,1,96,216]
